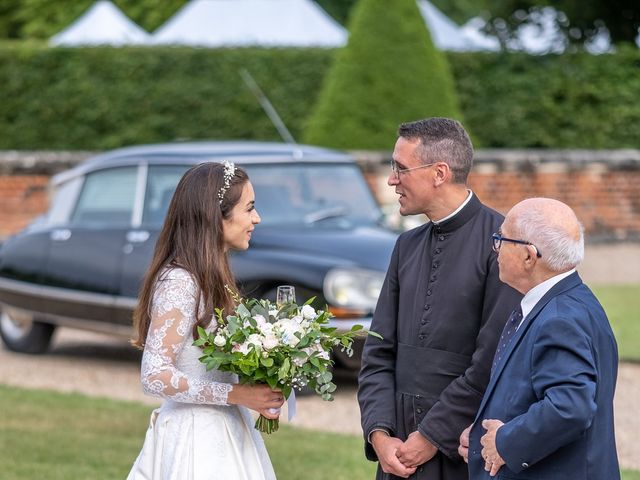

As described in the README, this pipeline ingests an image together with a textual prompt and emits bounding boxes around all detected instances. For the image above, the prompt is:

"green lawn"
[592,285,640,362]
[0,385,637,479]
[0,385,375,480]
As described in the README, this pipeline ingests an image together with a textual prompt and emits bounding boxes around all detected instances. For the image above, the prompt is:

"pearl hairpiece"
[218,160,236,205]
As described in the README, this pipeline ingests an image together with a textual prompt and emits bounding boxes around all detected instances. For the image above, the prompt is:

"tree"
[304,0,462,150]
[315,0,481,26]
[482,0,640,47]
[7,0,187,39]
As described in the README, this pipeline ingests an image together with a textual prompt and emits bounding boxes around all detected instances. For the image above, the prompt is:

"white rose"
[301,305,316,319]
[280,318,302,333]
[253,314,267,326]
[247,334,263,349]
[292,315,304,324]
[258,322,274,335]
[268,309,278,318]
[232,342,250,355]
[262,335,279,350]
[213,335,226,347]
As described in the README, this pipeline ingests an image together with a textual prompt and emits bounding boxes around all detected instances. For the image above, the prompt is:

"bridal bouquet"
[194,295,380,433]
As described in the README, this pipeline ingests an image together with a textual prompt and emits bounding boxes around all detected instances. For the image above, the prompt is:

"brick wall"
[0,175,49,238]
[1,150,639,242]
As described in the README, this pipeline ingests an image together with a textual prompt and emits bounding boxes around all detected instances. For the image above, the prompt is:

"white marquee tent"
[418,0,499,52]
[50,0,150,46]
[151,0,347,47]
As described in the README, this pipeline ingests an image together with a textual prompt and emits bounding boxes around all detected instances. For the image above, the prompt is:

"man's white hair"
[512,207,584,272]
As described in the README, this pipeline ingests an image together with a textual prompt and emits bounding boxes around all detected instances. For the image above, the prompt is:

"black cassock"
[358,194,522,480]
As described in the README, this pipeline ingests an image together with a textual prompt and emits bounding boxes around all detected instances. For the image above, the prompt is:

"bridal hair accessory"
[218,160,236,204]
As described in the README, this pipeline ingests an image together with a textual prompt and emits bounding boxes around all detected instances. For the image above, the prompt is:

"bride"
[127,161,284,480]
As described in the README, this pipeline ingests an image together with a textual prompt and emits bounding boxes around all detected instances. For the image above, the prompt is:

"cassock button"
[434,248,441,254]
[426,290,432,296]
[522,462,529,469]
[419,335,425,340]
[416,408,423,414]
[438,235,445,241]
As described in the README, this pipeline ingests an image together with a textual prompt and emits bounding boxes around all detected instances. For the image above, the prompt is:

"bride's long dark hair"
[131,162,249,349]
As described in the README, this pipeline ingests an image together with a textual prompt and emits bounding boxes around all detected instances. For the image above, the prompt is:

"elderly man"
[459,198,619,480]
[358,118,521,480]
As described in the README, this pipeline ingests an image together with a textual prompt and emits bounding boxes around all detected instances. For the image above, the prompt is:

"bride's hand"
[258,407,281,420]
[227,384,284,413]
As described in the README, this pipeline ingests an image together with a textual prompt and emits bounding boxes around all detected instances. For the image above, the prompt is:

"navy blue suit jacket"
[468,272,619,479]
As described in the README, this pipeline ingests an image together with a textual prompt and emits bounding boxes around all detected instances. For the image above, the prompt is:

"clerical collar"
[432,190,473,225]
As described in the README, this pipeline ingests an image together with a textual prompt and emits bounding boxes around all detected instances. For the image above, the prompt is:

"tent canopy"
[151,0,347,47]
[50,0,150,46]
[418,0,498,52]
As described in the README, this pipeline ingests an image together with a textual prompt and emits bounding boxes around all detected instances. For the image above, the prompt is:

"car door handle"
[50,229,72,241]
[126,230,150,243]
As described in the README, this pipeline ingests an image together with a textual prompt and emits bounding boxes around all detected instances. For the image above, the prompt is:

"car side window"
[70,167,138,226]
[142,165,190,226]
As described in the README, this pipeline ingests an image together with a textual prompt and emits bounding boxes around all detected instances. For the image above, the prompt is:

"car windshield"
[245,163,382,228]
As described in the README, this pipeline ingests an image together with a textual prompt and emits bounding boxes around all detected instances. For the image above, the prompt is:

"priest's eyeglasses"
[492,233,542,258]
[390,160,437,179]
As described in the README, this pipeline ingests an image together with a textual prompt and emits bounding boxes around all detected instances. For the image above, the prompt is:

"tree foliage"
[315,0,481,26]
[4,0,187,39]
[482,0,640,47]
[304,0,462,150]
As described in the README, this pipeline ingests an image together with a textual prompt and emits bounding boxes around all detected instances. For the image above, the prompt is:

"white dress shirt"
[517,269,576,330]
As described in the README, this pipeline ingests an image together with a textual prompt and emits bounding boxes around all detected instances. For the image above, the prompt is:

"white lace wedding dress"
[127,267,276,480]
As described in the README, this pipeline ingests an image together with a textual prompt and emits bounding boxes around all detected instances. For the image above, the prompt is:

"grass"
[0,285,637,478]
[0,385,637,479]
[0,385,376,480]
[592,285,640,362]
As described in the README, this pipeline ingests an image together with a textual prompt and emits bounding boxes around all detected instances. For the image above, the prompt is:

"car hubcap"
[0,309,34,341]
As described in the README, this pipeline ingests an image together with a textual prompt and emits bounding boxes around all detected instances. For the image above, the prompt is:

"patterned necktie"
[491,307,523,375]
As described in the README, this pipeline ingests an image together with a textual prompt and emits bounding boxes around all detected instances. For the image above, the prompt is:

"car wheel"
[0,309,55,354]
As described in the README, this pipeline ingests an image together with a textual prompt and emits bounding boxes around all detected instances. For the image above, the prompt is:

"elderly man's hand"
[370,431,417,478]
[480,419,506,477]
[458,424,472,463]
[395,431,438,468]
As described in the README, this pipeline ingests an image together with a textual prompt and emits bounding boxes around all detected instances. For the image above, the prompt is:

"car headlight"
[323,268,385,313]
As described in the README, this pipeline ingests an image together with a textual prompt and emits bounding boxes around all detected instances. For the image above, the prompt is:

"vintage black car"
[0,142,397,369]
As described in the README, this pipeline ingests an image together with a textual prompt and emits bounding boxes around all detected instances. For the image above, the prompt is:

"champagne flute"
[276,285,296,309]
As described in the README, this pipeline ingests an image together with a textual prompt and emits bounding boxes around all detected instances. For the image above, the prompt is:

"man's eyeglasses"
[390,160,436,179]
[491,233,542,258]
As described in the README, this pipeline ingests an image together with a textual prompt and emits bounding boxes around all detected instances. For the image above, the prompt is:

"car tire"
[0,309,56,354]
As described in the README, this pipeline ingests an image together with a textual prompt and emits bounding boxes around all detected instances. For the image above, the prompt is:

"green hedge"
[450,47,640,148]
[0,42,332,149]
[1,42,639,149]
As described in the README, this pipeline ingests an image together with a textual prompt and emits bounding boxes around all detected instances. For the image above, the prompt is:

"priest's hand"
[370,431,417,478]
[396,431,438,468]
[458,424,472,463]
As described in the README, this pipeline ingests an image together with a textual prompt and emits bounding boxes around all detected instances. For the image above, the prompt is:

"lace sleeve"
[140,269,233,405]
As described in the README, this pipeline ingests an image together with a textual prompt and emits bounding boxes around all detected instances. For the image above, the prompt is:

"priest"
[358,117,521,480]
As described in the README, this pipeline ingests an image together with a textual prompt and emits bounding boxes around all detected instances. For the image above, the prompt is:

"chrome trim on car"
[132,162,148,228]
[115,296,138,310]
[327,317,372,332]
[0,303,133,338]
[0,277,113,307]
